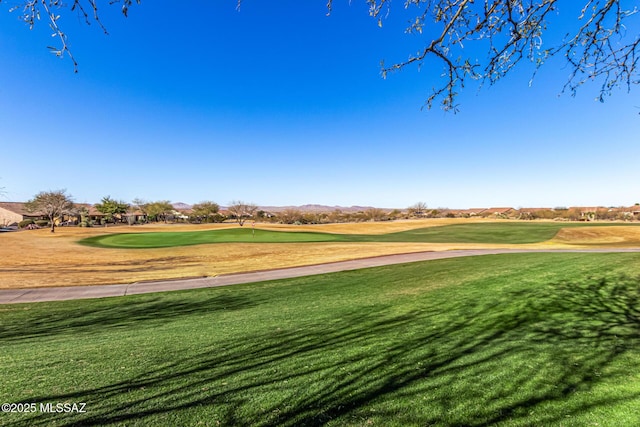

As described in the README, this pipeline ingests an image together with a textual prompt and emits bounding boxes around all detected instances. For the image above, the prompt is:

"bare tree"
[131,198,149,223]
[278,208,305,224]
[24,189,74,233]
[6,1,639,110]
[364,207,387,221]
[227,200,258,226]
[408,202,428,217]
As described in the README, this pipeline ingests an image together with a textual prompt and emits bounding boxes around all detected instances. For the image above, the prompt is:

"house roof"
[568,206,607,212]
[1,201,150,218]
[488,207,515,214]
[461,208,487,214]
[0,202,39,216]
[518,208,553,213]
[0,202,107,217]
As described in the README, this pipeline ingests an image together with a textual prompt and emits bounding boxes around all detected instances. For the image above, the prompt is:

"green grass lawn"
[79,222,636,248]
[352,222,615,244]
[80,228,348,248]
[2,253,640,426]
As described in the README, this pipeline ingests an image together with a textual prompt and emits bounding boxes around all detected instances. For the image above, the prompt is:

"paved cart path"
[2,248,640,304]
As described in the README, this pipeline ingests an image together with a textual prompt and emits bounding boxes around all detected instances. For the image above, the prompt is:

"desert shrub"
[18,219,34,228]
[206,213,226,223]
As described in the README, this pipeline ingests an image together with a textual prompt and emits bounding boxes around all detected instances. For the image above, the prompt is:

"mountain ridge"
[171,202,394,213]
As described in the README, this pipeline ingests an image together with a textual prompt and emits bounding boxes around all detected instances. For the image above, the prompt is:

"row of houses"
[0,202,147,227]
[0,201,256,227]
[440,206,640,220]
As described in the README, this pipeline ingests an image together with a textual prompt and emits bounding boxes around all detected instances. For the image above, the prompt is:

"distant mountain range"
[171,202,193,211]
[171,202,390,213]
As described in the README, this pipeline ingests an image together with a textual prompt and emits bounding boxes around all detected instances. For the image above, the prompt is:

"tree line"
[22,191,640,233]
[23,191,433,232]
[23,190,261,232]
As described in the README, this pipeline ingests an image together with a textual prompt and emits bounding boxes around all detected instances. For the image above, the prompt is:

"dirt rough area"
[551,226,640,246]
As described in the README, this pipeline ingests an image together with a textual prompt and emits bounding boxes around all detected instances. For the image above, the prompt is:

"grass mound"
[2,253,640,426]
[552,225,640,245]
[364,222,580,243]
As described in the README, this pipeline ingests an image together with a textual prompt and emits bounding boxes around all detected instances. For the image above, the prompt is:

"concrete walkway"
[2,248,639,304]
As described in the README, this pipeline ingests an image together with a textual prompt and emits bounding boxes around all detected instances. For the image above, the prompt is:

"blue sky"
[0,1,638,209]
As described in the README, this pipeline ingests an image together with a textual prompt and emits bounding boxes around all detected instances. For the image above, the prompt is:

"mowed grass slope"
[3,253,640,426]
[79,222,640,248]
[357,222,616,244]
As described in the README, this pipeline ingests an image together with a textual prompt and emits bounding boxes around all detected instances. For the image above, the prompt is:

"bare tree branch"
[344,0,639,111]
[5,0,640,110]
[4,0,139,72]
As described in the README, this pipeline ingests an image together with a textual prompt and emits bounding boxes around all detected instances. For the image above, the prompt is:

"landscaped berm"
[2,220,640,426]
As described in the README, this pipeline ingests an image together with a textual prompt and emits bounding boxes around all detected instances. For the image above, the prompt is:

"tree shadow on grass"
[0,292,257,342]
[4,275,640,426]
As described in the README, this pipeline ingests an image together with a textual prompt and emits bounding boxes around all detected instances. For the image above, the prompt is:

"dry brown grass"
[552,226,640,246]
[0,220,631,289]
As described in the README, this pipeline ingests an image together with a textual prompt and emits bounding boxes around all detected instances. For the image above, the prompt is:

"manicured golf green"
[2,252,640,426]
[80,228,348,248]
[79,222,635,248]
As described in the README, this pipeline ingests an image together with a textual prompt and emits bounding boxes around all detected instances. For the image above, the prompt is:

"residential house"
[0,202,45,226]
[517,208,555,220]
[461,208,488,217]
[487,207,516,218]
[568,206,608,221]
